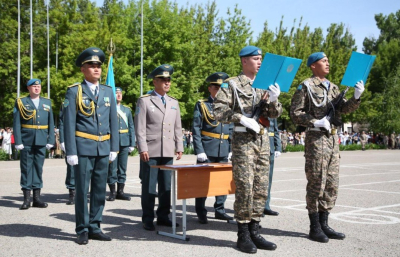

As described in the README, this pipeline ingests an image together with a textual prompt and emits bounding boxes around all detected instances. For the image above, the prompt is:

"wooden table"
[151,163,235,241]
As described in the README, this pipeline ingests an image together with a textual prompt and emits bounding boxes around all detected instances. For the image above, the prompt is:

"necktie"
[94,87,98,99]
[161,96,166,107]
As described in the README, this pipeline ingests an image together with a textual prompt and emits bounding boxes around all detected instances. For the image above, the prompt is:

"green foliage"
[183,146,194,155]
[285,144,305,152]
[0,150,10,161]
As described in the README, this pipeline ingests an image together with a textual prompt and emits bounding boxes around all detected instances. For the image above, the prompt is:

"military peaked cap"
[239,46,262,57]
[115,87,122,92]
[307,52,327,67]
[147,64,174,79]
[75,47,105,67]
[206,72,229,85]
[27,78,41,86]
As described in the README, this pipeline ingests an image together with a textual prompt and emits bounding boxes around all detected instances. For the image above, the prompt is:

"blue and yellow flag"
[105,54,116,102]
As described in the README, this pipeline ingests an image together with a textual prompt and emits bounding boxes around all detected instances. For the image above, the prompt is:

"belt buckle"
[98,135,103,141]
[37,125,40,129]
[220,133,224,139]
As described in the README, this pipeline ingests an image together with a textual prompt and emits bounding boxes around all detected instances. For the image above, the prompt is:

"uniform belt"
[234,126,268,134]
[307,127,337,135]
[75,131,111,141]
[21,124,49,130]
[119,129,129,134]
[201,131,229,139]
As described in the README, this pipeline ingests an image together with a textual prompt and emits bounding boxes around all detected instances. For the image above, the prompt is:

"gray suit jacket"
[134,91,184,157]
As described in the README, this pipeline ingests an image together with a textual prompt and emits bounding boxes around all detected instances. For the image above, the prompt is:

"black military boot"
[319,211,346,239]
[249,220,277,250]
[308,213,329,243]
[106,184,116,201]
[66,189,75,205]
[116,183,131,201]
[32,189,48,208]
[237,222,257,254]
[20,189,31,210]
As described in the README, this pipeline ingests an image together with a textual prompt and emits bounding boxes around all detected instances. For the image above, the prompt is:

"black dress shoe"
[198,216,208,224]
[143,221,155,231]
[76,232,88,245]
[263,209,279,216]
[157,219,180,227]
[215,212,233,221]
[88,232,112,241]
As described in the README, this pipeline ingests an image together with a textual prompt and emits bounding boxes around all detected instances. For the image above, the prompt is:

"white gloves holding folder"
[268,83,281,102]
[314,117,331,132]
[197,153,208,162]
[354,80,364,99]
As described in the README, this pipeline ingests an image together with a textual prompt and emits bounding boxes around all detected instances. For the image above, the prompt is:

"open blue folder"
[341,51,376,87]
[252,53,302,92]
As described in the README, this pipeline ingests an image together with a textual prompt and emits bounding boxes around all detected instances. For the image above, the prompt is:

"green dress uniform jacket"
[13,96,55,190]
[63,81,118,235]
[107,104,135,185]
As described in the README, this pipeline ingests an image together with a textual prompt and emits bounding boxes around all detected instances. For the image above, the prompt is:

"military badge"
[163,71,170,76]
[104,97,110,107]
[35,80,39,85]
[217,79,223,84]
[135,106,140,115]
[171,106,177,110]
[43,104,50,111]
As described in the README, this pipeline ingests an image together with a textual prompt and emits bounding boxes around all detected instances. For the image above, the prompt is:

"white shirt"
[85,80,99,96]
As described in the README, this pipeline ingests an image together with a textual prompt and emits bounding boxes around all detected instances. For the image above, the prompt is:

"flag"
[105,54,116,102]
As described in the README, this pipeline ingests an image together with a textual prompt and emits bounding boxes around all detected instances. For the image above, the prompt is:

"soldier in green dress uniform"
[13,79,55,210]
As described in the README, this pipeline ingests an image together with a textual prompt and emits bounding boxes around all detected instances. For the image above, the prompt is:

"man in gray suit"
[134,64,184,231]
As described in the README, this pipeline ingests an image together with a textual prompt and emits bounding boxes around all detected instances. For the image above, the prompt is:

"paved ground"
[0,150,399,257]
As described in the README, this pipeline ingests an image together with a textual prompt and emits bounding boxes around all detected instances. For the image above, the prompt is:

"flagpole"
[140,0,143,96]
[17,0,21,97]
[30,0,33,79]
[47,0,50,98]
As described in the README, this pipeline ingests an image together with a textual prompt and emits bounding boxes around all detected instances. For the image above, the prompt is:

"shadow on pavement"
[0,224,75,241]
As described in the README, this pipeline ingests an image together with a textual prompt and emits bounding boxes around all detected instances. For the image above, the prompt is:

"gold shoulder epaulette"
[140,94,151,98]
[197,99,206,103]
[68,83,80,88]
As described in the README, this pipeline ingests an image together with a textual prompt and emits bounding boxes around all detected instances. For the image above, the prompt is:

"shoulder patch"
[63,99,69,108]
[194,110,200,118]
[13,107,17,113]
[135,106,140,115]
[221,82,228,88]
[68,83,80,88]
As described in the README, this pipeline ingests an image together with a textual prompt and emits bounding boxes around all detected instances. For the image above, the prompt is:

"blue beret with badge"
[115,87,122,92]
[206,72,229,86]
[147,64,174,79]
[307,52,327,67]
[75,47,105,67]
[239,46,262,57]
[27,78,41,86]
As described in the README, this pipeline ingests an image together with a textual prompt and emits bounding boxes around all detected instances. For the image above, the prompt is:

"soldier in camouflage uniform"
[390,132,396,149]
[360,131,368,151]
[281,130,288,152]
[290,52,365,243]
[214,46,282,254]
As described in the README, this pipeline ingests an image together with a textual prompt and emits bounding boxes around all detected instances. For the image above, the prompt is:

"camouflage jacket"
[213,73,282,125]
[290,76,360,128]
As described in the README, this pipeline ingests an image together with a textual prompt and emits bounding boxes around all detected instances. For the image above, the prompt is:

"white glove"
[354,80,364,99]
[268,83,281,102]
[46,144,53,150]
[274,151,281,158]
[129,147,135,153]
[60,142,65,152]
[240,116,260,133]
[314,117,331,131]
[228,152,232,161]
[109,152,118,162]
[197,153,208,162]
[15,144,24,150]
[67,155,78,166]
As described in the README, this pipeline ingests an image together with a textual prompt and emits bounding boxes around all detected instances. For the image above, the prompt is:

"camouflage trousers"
[304,131,340,214]
[232,130,270,223]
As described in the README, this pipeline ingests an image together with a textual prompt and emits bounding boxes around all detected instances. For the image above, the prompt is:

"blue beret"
[115,87,122,92]
[75,47,105,67]
[206,72,229,85]
[27,79,41,86]
[147,64,174,79]
[239,46,262,57]
[307,52,327,67]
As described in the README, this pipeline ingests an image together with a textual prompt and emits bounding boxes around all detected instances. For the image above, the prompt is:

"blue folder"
[252,53,302,92]
[341,51,376,87]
